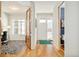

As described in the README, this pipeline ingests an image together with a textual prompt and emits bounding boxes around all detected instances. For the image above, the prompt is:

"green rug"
[38,40,53,44]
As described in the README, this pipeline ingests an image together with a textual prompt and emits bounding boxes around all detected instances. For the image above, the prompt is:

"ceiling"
[2,1,57,15]
[34,1,57,13]
[2,1,31,14]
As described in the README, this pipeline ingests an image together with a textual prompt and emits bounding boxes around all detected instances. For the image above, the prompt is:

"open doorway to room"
[0,1,32,54]
[59,2,65,50]
[25,8,31,50]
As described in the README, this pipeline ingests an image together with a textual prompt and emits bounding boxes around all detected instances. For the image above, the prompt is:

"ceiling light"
[10,6,19,11]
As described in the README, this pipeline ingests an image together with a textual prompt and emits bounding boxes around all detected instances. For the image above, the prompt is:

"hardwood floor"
[0,44,64,57]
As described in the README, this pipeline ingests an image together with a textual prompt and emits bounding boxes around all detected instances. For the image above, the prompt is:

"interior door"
[26,8,31,50]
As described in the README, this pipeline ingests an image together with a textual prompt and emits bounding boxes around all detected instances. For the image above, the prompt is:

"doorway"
[59,2,65,49]
[0,1,29,54]
[37,13,53,44]
[25,8,31,50]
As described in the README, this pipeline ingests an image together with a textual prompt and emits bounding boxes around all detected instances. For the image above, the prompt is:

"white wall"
[1,2,9,31]
[1,12,9,31]
[1,11,10,41]
[30,2,36,49]
[37,13,47,40]
[65,2,79,57]
[34,1,56,18]
[53,2,62,49]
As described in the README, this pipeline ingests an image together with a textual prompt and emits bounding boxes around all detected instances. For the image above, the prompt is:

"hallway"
[0,1,64,57]
[1,1,79,57]
[0,44,64,57]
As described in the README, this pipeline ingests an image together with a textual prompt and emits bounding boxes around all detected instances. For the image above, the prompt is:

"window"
[13,20,26,37]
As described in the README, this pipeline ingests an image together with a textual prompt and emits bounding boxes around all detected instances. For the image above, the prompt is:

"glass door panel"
[47,20,53,40]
